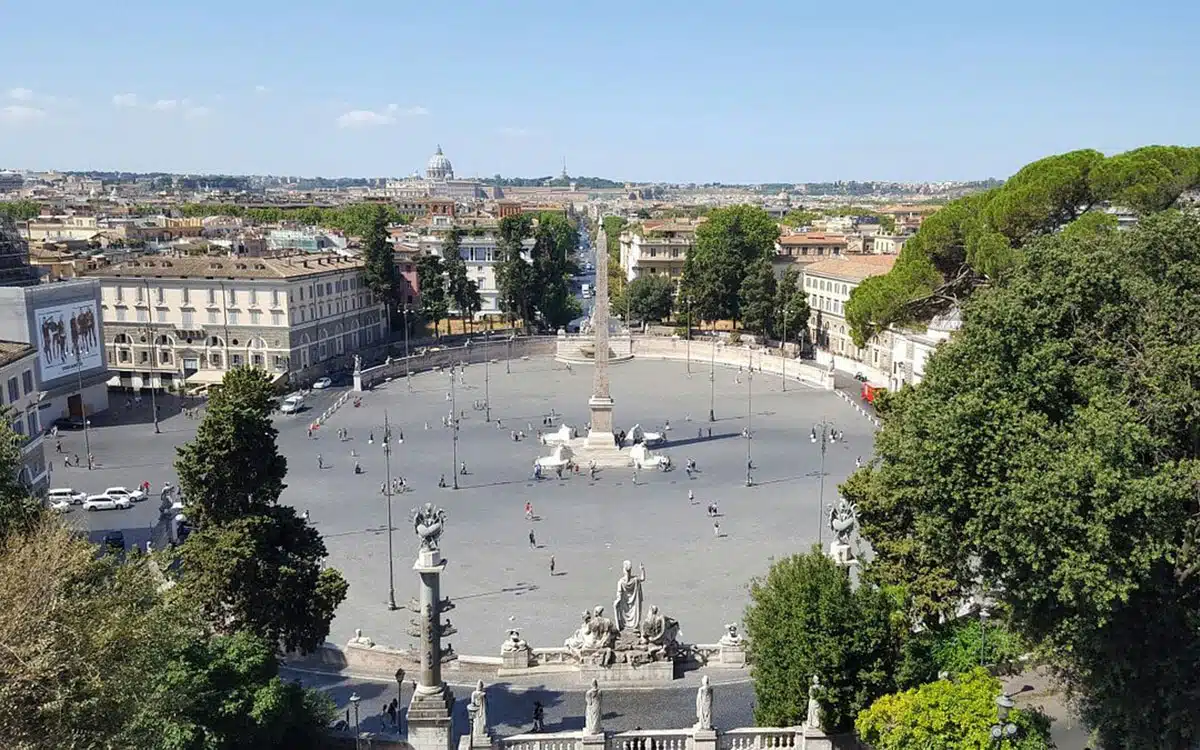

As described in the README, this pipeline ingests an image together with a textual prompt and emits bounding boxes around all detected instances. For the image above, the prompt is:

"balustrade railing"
[502,732,583,750]
[718,728,799,750]
[612,729,693,750]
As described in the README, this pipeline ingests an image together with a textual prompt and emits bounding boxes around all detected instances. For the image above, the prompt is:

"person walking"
[549,555,556,576]
[529,530,537,548]
[525,501,533,520]
[688,489,695,504]
[317,454,324,470]
[713,520,721,538]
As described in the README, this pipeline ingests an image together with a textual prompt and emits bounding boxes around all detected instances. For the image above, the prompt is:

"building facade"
[0,342,49,496]
[618,220,702,284]
[412,222,534,317]
[87,253,389,389]
[802,255,897,374]
[0,280,111,425]
[773,232,846,276]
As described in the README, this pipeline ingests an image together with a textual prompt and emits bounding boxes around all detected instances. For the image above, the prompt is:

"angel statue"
[412,503,447,551]
[828,497,858,546]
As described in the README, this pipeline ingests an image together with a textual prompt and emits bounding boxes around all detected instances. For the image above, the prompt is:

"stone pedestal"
[718,642,747,667]
[581,732,607,750]
[799,727,835,750]
[408,685,456,750]
[693,729,718,750]
[353,372,363,392]
[829,542,856,566]
[580,659,675,684]
[585,396,616,449]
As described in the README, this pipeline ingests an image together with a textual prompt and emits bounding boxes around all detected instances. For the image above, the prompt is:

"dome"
[426,145,454,180]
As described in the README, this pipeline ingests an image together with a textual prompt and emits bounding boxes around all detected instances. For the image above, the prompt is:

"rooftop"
[778,232,848,246]
[85,253,363,281]
[803,254,897,283]
[0,341,36,369]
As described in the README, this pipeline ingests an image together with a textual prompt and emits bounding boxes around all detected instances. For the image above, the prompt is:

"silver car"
[82,494,131,511]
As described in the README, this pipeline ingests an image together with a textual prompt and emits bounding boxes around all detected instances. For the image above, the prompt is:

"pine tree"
[360,204,398,326]
[738,256,777,336]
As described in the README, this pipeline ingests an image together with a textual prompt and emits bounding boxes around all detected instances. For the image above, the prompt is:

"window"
[136,309,148,323]
[21,370,32,395]
[116,308,127,322]
[227,288,237,305]
[228,311,240,325]
[156,309,168,323]
[271,311,283,326]
[273,355,289,369]
[250,289,258,306]
[115,286,124,302]
[155,286,164,304]
[11,417,23,437]
[250,310,261,324]
[272,290,280,306]
[231,354,242,366]
[182,310,194,326]
[210,353,222,367]
[118,349,130,363]
[326,283,333,295]
[207,289,216,305]
[140,351,149,363]
[6,377,17,402]
[26,411,38,437]
[182,287,191,304]
[135,285,144,303]
[251,354,263,367]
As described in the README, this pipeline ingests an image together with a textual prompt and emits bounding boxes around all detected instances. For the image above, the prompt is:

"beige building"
[618,219,703,284]
[0,342,48,495]
[803,255,897,373]
[87,253,388,389]
[773,232,847,276]
[25,215,101,242]
[888,308,962,391]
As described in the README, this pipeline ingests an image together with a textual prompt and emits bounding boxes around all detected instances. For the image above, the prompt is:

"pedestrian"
[369,431,375,445]
[532,701,545,733]
[525,501,533,520]
[317,454,324,469]
[145,540,154,554]
[713,520,720,537]
[55,438,62,453]
[855,456,862,468]
[698,428,703,439]
[549,555,555,575]
[688,489,694,503]
[72,453,80,467]
[631,470,638,485]
[87,452,94,469]
[460,461,467,475]
[302,509,310,522]
[307,426,313,439]
[354,461,362,474]
[438,474,447,488]
[589,465,597,480]
[529,530,536,548]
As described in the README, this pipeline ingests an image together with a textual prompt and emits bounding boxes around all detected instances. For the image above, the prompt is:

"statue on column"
[695,674,713,730]
[353,354,362,375]
[412,503,447,551]
[584,678,602,735]
[806,675,824,730]
[613,560,646,631]
[468,680,489,737]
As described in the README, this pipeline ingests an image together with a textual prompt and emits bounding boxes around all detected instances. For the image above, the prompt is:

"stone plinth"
[829,542,857,567]
[585,396,615,448]
[581,732,607,750]
[799,727,836,749]
[408,685,456,750]
[692,729,718,750]
[718,643,747,667]
[580,659,675,684]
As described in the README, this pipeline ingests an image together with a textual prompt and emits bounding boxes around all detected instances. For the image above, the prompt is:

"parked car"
[312,377,332,390]
[52,416,88,431]
[103,486,146,503]
[83,494,131,511]
[47,487,87,506]
[280,395,305,414]
[48,497,72,513]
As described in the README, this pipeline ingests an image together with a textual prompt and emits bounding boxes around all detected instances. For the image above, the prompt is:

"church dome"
[426,145,454,180]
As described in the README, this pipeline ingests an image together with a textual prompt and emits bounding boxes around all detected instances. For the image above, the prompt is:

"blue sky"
[0,0,1196,183]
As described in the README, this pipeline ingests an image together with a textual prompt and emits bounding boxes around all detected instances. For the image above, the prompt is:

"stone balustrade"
[718,728,799,750]
[497,726,853,750]
[612,729,693,750]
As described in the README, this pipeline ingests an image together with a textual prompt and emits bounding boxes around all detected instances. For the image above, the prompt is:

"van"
[280,395,305,414]
[48,487,87,505]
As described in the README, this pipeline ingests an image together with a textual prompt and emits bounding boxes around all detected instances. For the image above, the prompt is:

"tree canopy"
[359,203,400,316]
[415,254,449,336]
[738,257,777,336]
[773,267,811,344]
[495,214,536,331]
[624,274,675,324]
[842,211,1200,746]
[845,146,1200,345]
[682,205,779,323]
[443,229,482,324]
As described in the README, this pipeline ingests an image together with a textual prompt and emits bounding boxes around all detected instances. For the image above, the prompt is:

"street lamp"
[708,335,716,423]
[349,692,362,750]
[142,279,160,433]
[684,294,691,375]
[989,693,1018,745]
[780,305,787,393]
[394,667,406,735]
[745,369,753,487]
[450,366,459,490]
[73,345,93,470]
[402,307,413,391]
[506,334,512,375]
[382,412,398,610]
[812,420,837,545]
[484,331,491,422]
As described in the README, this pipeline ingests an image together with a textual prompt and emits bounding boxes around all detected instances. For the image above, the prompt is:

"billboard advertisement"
[35,300,102,382]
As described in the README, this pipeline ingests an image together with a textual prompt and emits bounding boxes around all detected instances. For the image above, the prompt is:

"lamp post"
[394,667,406,735]
[142,278,160,433]
[780,305,787,393]
[484,330,491,422]
[811,420,837,545]
[74,345,93,470]
[989,693,1018,746]
[745,370,753,487]
[685,294,691,375]
[403,307,412,391]
[349,692,362,750]
[506,334,512,375]
[708,335,716,422]
[450,366,459,490]
[382,412,397,610]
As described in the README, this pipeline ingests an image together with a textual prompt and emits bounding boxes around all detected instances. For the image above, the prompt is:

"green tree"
[0,199,42,222]
[496,214,536,332]
[745,549,910,731]
[624,274,675,324]
[360,203,399,327]
[0,409,39,542]
[415,254,449,338]
[174,367,347,654]
[846,146,1200,344]
[443,228,481,328]
[683,205,780,324]
[842,211,1200,747]
[781,209,820,228]
[738,256,777,336]
[772,267,810,344]
[856,668,1053,750]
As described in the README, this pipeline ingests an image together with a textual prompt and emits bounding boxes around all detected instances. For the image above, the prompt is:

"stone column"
[586,219,616,448]
[407,545,456,750]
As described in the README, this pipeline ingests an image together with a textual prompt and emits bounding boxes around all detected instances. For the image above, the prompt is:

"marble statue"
[613,560,646,630]
[353,354,362,375]
[469,680,489,737]
[806,675,823,730]
[639,604,679,658]
[695,675,713,730]
[412,503,447,551]
[502,629,527,653]
[564,611,592,651]
[585,606,618,649]
[584,678,602,735]
[828,498,858,545]
[719,623,743,647]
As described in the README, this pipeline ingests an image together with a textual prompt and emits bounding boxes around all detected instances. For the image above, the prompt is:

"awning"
[184,370,228,385]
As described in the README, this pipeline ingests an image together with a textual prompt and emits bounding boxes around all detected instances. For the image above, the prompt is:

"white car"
[83,494,131,511]
[280,395,305,414]
[48,497,72,513]
[47,487,87,506]
[313,377,332,389]
[103,486,146,503]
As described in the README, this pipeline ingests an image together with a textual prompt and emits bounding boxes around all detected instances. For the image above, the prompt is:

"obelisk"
[585,218,617,449]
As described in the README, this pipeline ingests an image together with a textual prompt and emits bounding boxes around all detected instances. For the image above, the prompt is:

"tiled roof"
[779,233,848,246]
[0,340,36,369]
[85,253,363,280]
[803,255,897,283]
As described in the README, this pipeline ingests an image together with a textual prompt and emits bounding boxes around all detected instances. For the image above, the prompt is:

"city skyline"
[0,0,1196,183]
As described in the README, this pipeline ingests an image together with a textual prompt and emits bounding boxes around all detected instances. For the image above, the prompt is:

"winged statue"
[412,503,447,551]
